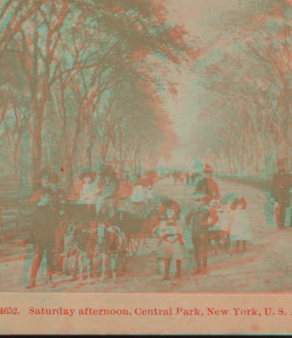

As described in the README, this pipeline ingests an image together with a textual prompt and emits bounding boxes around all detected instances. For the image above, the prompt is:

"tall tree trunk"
[31,98,43,184]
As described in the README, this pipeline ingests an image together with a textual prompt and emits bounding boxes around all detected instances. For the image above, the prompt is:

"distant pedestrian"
[203,164,221,200]
[258,190,275,226]
[271,158,292,229]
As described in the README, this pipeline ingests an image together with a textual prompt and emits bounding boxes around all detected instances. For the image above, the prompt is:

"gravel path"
[0,177,291,292]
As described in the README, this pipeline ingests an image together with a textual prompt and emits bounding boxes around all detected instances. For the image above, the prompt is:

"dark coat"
[196,177,210,195]
[185,203,210,238]
[271,171,292,208]
[31,206,59,245]
[30,187,63,245]
[207,178,220,200]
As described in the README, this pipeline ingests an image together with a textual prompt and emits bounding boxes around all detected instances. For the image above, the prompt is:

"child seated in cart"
[153,198,184,280]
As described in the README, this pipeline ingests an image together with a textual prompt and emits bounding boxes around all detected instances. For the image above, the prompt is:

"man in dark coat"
[195,173,210,196]
[27,169,64,288]
[203,164,221,200]
[271,158,292,229]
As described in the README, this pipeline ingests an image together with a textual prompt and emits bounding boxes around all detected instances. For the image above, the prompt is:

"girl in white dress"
[154,199,184,280]
[231,198,252,252]
[220,197,236,251]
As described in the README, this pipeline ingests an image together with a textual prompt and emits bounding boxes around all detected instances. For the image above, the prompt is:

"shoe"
[192,269,201,276]
[18,280,27,286]
[26,281,36,289]
[48,281,56,289]
[163,275,170,280]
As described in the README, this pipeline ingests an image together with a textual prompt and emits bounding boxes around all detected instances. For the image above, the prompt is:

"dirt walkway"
[0,178,291,292]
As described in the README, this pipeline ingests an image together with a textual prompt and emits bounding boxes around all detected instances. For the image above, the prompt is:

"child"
[150,197,168,274]
[220,193,237,252]
[232,198,252,252]
[209,199,222,249]
[154,199,184,280]
[186,195,211,275]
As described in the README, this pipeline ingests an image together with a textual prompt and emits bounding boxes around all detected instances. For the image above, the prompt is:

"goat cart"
[58,199,159,281]
[55,202,97,276]
[107,198,160,258]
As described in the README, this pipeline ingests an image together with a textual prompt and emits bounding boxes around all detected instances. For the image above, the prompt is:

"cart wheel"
[126,237,140,257]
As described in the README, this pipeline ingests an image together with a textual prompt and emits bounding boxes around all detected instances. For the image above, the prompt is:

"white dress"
[156,221,184,261]
[220,208,234,234]
[79,181,96,204]
[231,209,252,241]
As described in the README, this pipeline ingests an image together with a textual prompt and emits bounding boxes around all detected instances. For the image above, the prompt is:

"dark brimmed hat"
[234,197,247,209]
[204,164,213,174]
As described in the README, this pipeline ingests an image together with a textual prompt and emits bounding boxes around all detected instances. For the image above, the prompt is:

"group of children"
[22,165,253,287]
[150,192,253,280]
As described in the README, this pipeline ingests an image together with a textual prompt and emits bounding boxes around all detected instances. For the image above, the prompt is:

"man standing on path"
[26,169,64,288]
[271,158,292,229]
[203,164,221,200]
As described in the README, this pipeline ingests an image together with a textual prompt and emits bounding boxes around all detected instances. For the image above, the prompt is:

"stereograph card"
[0,0,291,335]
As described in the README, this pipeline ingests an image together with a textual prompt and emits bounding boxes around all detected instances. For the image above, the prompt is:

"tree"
[0,0,194,186]
[187,0,292,177]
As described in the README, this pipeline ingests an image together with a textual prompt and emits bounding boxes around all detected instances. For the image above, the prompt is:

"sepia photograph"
[0,0,291,293]
[0,0,292,334]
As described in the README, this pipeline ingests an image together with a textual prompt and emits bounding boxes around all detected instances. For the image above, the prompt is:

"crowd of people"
[19,158,292,288]
[21,165,160,288]
[151,165,253,280]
